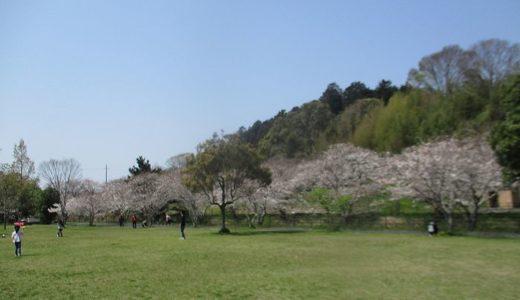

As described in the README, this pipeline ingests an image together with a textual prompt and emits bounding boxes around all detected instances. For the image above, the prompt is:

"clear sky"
[1,0,519,183]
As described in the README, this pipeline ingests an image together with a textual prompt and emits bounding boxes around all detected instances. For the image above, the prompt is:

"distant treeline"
[237,39,520,162]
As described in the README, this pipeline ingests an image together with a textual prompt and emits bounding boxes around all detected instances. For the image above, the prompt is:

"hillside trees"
[165,153,191,171]
[374,80,398,105]
[491,74,520,181]
[231,39,519,169]
[259,101,333,158]
[407,45,476,93]
[238,110,287,146]
[322,98,383,145]
[183,135,271,233]
[470,39,520,95]
[320,82,345,114]
[343,81,373,106]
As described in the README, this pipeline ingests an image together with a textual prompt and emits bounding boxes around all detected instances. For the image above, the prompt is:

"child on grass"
[12,225,23,257]
[57,219,64,237]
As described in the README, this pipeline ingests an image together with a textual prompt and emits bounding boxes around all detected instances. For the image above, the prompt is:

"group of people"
[11,218,65,257]
[9,216,438,256]
[9,211,188,257]
[128,212,185,239]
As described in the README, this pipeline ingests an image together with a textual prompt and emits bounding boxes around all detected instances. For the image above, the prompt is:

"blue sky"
[1,0,519,183]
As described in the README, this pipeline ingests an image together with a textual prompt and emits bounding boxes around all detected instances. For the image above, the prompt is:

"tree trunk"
[219,204,230,234]
[463,205,478,231]
[467,210,478,231]
[445,213,454,234]
[257,208,266,226]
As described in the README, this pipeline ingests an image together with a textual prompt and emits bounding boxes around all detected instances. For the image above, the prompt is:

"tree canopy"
[182,135,271,233]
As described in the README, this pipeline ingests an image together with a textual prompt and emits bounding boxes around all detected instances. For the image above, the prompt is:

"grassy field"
[1,225,519,299]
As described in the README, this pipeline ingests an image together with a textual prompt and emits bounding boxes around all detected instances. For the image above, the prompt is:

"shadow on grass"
[216,227,310,236]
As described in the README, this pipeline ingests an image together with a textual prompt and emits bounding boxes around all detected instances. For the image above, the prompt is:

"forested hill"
[237,39,520,159]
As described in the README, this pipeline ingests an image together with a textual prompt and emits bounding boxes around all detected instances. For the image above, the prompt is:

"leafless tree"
[407,45,477,93]
[39,158,82,223]
[165,153,191,171]
[471,39,520,88]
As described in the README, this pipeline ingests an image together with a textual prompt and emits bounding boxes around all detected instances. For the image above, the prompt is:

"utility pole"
[105,165,108,184]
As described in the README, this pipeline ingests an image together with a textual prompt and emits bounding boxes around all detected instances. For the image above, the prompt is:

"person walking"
[57,219,64,237]
[118,214,125,227]
[12,225,23,257]
[165,214,172,226]
[131,214,137,229]
[179,211,186,240]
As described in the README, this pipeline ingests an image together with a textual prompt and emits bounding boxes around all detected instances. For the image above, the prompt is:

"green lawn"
[1,225,519,299]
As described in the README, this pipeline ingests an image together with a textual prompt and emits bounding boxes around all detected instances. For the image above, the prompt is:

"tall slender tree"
[10,139,35,180]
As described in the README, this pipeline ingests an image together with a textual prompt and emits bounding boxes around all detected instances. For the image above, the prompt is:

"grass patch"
[1,225,520,299]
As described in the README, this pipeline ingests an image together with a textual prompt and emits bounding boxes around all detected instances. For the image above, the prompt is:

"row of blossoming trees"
[50,135,501,233]
[292,137,502,233]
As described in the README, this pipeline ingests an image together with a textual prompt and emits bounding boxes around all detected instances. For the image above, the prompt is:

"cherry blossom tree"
[128,172,162,225]
[67,180,105,226]
[392,137,502,232]
[233,181,278,228]
[101,179,133,219]
[154,170,207,226]
[450,137,502,230]
[288,144,385,222]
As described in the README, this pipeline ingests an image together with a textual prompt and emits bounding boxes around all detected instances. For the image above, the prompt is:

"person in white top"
[11,225,23,257]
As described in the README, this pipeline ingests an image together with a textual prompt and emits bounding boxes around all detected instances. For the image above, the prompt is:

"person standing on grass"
[131,214,137,229]
[179,211,186,240]
[57,218,64,237]
[119,214,125,227]
[427,221,438,236]
[165,213,172,226]
[12,225,23,257]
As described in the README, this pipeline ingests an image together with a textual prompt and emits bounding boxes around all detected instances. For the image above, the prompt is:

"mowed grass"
[1,225,520,299]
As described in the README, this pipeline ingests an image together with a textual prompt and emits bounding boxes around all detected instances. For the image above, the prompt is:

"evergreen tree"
[129,156,162,177]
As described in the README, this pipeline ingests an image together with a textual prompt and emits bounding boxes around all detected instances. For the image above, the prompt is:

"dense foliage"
[491,74,520,181]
